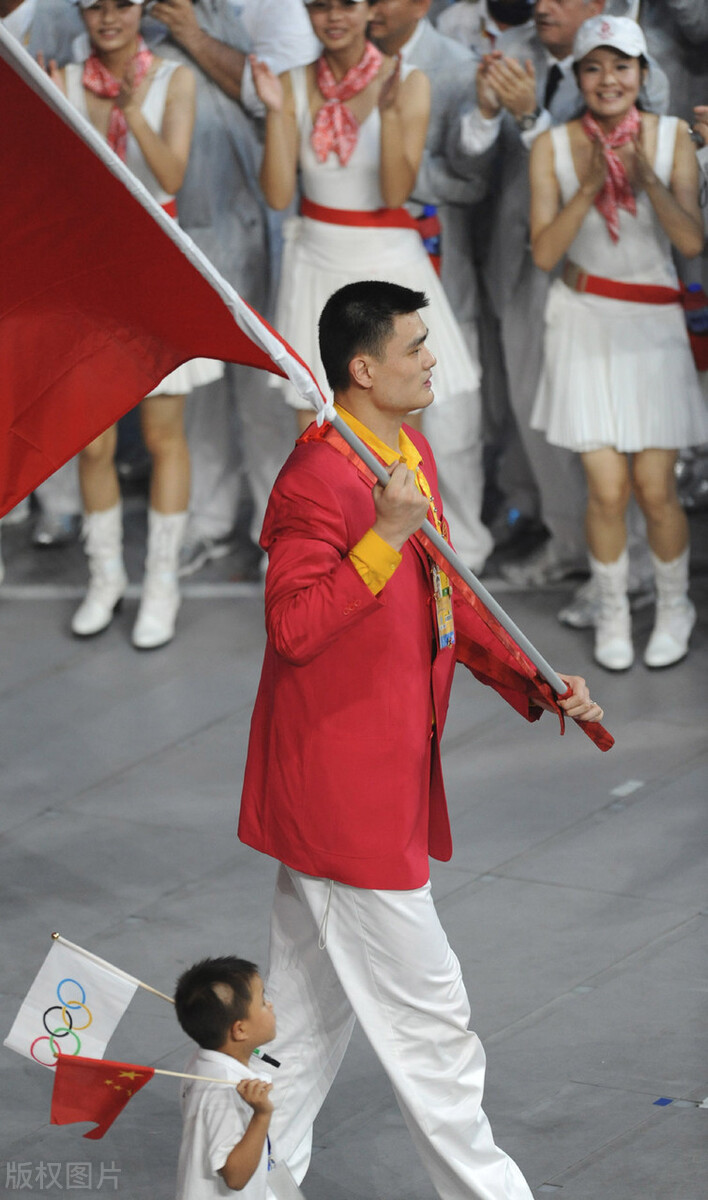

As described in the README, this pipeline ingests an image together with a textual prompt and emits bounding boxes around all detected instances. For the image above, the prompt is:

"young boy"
[174,957,276,1198]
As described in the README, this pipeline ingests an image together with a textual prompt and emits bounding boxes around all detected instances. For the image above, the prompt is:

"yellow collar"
[334,404,422,474]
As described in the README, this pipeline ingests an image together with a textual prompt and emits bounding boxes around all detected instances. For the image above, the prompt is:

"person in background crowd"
[140,0,318,578]
[435,0,542,553]
[49,0,219,649]
[252,0,492,573]
[607,1,708,512]
[694,103,708,230]
[368,0,495,570]
[607,0,708,125]
[447,0,668,624]
[437,0,534,56]
[529,16,706,670]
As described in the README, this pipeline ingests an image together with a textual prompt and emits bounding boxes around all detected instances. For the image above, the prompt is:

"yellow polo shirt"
[337,405,436,596]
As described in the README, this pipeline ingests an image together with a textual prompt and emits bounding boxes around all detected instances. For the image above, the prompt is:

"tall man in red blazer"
[238,281,602,1200]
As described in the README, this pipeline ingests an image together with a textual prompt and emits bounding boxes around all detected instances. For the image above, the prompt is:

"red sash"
[301,196,418,230]
[563,261,681,305]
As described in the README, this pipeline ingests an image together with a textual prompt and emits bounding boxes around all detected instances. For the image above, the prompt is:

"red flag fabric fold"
[0,29,327,517]
[50,1054,154,1140]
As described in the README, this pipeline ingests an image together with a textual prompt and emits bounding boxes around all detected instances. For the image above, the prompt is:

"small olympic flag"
[4,940,138,1069]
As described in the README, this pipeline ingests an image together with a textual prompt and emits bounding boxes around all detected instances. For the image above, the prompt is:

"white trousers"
[265,866,533,1200]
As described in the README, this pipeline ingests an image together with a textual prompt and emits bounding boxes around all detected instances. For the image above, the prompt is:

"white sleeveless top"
[65,59,180,207]
[292,62,415,212]
[551,116,680,288]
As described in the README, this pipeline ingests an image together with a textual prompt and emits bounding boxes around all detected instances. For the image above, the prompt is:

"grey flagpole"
[330,413,568,695]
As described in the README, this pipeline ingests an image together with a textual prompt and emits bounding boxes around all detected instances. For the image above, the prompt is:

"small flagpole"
[330,413,567,694]
[152,1067,241,1086]
[51,933,174,1004]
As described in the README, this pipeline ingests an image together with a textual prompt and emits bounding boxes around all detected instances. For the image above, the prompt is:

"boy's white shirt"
[176,1048,272,1200]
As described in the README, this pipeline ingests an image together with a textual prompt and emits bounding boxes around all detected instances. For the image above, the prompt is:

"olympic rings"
[30,977,94,1066]
[61,1002,92,1031]
[57,977,86,1008]
[30,1031,80,1066]
[43,1005,72,1037]
[49,1029,81,1058]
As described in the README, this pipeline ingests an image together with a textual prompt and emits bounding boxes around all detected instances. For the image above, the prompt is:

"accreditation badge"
[267,1161,307,1198]
[431,563,455,649]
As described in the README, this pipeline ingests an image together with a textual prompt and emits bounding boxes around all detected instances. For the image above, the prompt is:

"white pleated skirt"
[272,216,480,411]
[532,279,708,452]
[146,356,224,398]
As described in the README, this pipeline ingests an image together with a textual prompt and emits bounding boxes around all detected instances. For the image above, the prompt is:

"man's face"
[367,0,430,55]
[366,311,436,418]
[534,0,604,60]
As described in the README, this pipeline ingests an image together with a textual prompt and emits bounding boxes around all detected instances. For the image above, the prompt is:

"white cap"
[573,15,648,63]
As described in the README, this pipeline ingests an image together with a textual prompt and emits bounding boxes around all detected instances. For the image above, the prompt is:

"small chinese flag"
[50,1054,154,1139]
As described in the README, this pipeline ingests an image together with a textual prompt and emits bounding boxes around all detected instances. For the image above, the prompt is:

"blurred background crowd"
[1,0,707,667]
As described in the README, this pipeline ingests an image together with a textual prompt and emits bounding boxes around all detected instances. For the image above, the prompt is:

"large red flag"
[0,28,328,517]
[50,1054,154,1139]
[0,32,611,751]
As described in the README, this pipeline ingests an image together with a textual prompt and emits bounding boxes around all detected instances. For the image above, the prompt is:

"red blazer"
[238,427,541,889]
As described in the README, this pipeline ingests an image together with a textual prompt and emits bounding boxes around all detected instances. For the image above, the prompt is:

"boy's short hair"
[319,280,429,393]
[174,956,259,1050]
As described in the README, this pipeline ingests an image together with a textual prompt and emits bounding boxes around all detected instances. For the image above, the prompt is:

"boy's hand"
[236,1078,274,1116]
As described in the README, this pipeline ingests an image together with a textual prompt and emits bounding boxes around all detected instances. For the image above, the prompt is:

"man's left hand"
[149,0,201,47]
[484,55,536,121]
[556,674,604,723]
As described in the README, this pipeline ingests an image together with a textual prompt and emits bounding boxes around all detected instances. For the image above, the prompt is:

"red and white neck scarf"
[581,106,641,243]
[311,41,383,167]
[83,38,154,161]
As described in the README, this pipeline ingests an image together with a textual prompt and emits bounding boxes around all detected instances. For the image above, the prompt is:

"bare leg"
[631,449,688,562]
[79,426,119,513]
[580,447,632,563]
[140,395,190,514]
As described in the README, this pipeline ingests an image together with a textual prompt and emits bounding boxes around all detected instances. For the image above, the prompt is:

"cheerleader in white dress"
[529,16,707,671]
[250,0,492,571]
[51,0,221,649]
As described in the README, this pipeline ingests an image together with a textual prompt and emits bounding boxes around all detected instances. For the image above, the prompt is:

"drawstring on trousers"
[318,879,334,949]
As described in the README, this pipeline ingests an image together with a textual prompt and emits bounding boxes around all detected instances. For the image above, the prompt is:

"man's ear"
[348,354,374,390]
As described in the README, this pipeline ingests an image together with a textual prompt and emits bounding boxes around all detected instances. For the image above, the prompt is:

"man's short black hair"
[319,280,429,393]
[174,956,258,1050]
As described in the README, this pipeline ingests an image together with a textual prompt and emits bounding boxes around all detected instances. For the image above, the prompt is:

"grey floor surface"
[1,504,706,1200]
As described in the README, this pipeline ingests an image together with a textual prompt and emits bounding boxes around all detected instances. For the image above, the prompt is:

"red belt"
[563,261,681,305]
[300,196,419,230]
[162,198,178,219]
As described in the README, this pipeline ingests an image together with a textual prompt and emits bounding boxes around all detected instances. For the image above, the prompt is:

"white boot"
[132,509,187,650]
[71,504,127,637]
[644,548,696,668]
[590,550,634,671]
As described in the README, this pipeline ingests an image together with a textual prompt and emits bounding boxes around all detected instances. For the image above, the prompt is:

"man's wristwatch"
[516,105,542,131]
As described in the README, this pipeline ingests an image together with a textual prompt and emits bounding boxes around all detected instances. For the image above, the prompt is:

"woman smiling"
[529,15,707,672]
